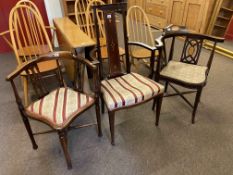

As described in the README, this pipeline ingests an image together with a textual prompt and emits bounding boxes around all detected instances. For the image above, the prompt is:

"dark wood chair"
[154,25,224,124]
[6,51,102,169]
[92,3,164,145]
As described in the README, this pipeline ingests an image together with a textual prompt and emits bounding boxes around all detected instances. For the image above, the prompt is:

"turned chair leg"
[155,95,163,126]
[108,111,115,145]
[58,131,72,169]
[192,88,203,124]
[95,99,103,137]
[21,115,38,149]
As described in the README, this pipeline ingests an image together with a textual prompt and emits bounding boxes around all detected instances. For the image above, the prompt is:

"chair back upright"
[93,3,130,79]
[75,0,90,33]
[86,0,106,40]
[127,5,154,52]
[9,4,53,65]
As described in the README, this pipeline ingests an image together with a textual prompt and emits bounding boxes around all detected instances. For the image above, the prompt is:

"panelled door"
[182,0,208,33]
[168,0,186,26]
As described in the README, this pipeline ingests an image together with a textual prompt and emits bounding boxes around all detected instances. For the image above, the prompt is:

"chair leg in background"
[22,76,29,106]
[21,115,38,150]
[101,94,105,114]
[95,98,103,137]
[155,95,163,126]
[192,88,203,124]
[108,111,115,145]
[164,81,168,93]
[58,131,72,169]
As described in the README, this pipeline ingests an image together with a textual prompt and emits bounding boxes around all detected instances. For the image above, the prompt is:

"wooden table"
[53,17,95,86]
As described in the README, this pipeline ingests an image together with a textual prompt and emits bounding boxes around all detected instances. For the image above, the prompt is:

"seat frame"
[154,25,224,123]
[93,3,164,145]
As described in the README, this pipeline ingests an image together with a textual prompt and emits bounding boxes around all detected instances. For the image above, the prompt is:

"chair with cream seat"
[154,25,224,123]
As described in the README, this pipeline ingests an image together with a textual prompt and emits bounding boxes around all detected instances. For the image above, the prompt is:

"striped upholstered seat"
[101,73,164,111]
[26,87,94,129]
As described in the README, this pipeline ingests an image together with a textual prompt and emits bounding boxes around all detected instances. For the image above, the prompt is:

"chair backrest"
[9,5,53,65]
[127,5,154,47]
[16,0,42,17]
[93,3,130,79]
[75,0,91,33]
[157,25,224,74]
[86,0,106,39]
[6,51,95,108]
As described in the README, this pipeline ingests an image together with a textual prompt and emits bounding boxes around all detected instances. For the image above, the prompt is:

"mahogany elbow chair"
[92,3,164,145]
[154,25,224,123]
[6,51,102,169]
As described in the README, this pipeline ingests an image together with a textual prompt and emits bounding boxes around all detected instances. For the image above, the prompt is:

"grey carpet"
[0,46,233,175]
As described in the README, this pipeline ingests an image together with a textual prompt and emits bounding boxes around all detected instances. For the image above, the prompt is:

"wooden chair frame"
[7,4,59,106]
[127,5,158,75]
[6,51,102,169]
[93,3,164,145]
[154,25,224,123]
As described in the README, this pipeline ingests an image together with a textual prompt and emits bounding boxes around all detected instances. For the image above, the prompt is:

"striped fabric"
[101,73,164,110]
[26,87,94,128]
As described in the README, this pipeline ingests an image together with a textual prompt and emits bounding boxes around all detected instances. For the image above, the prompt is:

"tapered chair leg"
[155,95,163,126]
[152,98,156,110]
[192,88,203,124]
[21,115,38,149]
[164,81,168,93]
[108,111,115,145]
[101,94,105,114]
[95,99,102,137]
[58,131,72,169]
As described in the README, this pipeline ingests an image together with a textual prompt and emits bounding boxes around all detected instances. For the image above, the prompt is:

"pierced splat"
[180,38,203,64]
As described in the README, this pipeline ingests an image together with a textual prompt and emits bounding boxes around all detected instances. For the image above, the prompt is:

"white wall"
[44,0,63,47]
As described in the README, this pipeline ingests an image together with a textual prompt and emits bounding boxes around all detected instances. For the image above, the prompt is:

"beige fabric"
[101,72,164,110]
[26,87,94,128]
[160,61,208,85]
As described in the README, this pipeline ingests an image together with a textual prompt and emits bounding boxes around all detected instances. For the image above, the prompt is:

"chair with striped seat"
[6,51,102,169]
[92,3,164,145]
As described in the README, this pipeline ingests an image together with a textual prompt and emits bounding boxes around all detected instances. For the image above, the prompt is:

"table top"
[53,17,95,49]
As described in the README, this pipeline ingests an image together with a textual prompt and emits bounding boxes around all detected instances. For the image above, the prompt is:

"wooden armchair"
[93,3,164,145]
[6,51,102,169]
[154,25,224,123]
[127,5,157,75]
[8,4,58,105]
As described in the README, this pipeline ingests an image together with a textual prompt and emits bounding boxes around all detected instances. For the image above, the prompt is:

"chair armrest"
[128,41,157,51]
[0,30,11,36]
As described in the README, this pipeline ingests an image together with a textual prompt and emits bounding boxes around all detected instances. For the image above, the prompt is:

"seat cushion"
[160,61,208,85]
[26,87,94,129]
[101,73,164,110]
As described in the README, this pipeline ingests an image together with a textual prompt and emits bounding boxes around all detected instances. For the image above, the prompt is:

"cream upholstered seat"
[101,73,164,111]
[160,61,208,85]
[26,87,94,129]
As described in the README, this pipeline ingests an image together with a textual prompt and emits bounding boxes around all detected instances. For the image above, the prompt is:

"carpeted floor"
[0,45,233,175]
